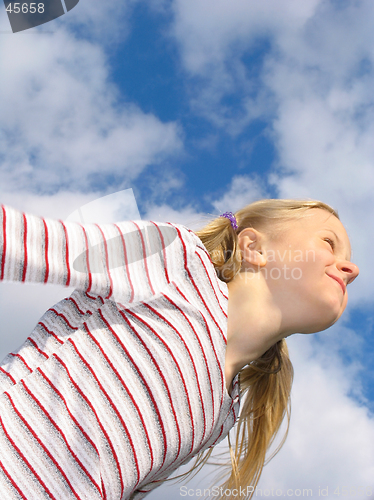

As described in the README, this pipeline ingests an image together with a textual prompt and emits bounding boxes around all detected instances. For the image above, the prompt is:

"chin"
[323,305,346,330]
[305,301,346,334]
[324,292,347,321]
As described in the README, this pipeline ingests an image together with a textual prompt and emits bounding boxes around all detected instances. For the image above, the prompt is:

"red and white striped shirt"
[0,204,240,500]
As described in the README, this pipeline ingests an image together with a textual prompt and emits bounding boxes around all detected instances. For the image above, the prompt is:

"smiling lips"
[327,274,346,294]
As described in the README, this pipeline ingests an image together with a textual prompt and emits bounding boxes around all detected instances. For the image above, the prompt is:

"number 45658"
[6,3,45,14]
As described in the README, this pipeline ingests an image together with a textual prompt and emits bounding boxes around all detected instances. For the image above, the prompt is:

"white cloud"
[170,0,320,75]
[0,190,103,219]
[210,174,270,214]
[54,0,138,44]
[257,333,374,493]
[143,203,202,227]
[140,174,270,231]
[165,0,321,131]
[0,24,183,195]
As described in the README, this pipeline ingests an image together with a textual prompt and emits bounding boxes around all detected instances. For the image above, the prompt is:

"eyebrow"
[325,229,352,261]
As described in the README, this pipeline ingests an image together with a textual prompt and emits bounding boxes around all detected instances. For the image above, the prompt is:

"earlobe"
[241,248,266,267]
[251,250,267,267]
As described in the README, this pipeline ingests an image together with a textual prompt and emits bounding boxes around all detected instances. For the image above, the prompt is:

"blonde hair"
[189,199,339,498]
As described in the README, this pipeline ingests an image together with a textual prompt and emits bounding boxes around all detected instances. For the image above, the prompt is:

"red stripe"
[84,320,155,473]
[49,309,78,330]
[95,224,113,300]
[132,221,155,295]
[191,239,226,301]
[177,248,227,401]
[1,205,6,281]
[38,322,64,344]
[101,478,106,500]
[32,370,102,496]
[173,283,225,407]
[113,223,134,303]
[64,297,86,315]
[70,332,142,482]
[199,312,225,407]
[36,367,100,457]
[59,221,71,286]
[150,222,169,284]
[28,337,48,359]
[0,458,27,499]
[21,213,28,282]
[0,408,56,499]
[68,339,127,495]
[195,250,227,317]
[113,310,176,464]
[156,295,212,438]
[8,386,81,499]
[194,242,212,262]
[42,218,49,283]
[169,223,188,270]
[145,301,208,445]
[79,225,92,293]
[126,308,194,453]
[170,225,226,342]
[15,385,82,500]
[53,355,113,499]
[0,366,16,385]
[9,354,32,373]
[186,265,226,343]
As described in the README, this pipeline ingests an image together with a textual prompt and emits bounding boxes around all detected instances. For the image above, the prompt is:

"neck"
[224,272,287,394]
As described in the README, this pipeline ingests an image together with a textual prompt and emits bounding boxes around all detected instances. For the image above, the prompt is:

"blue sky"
[1,0,374,497]
[108,3,278,212]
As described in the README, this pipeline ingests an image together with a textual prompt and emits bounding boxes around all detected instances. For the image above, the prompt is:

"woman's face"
[260,209,359,334]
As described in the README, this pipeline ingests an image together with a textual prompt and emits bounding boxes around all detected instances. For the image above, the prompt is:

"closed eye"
[324,238,335,250]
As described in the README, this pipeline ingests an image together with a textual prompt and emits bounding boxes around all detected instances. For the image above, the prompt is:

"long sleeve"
[0,204,240,500]
[0,204,195,304]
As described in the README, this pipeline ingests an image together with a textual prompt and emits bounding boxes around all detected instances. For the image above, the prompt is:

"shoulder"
[147,221,202,255]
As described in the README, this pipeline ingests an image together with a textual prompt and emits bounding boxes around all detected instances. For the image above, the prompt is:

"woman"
[0,199,359,499]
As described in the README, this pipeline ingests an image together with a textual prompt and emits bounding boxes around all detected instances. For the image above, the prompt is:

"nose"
[338,260,359,285]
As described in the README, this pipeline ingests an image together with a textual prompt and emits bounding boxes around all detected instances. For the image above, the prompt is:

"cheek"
[290,262,315,291]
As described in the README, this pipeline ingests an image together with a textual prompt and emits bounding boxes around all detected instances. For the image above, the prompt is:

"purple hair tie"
[220,211,238,230]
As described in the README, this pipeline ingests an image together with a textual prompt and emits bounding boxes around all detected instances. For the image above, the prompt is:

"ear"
[238,228,267,267]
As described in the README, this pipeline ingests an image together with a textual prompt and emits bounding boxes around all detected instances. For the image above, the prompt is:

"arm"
[0,204,195,304]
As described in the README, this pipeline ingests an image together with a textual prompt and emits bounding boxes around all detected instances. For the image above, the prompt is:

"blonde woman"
[0,199,359,499]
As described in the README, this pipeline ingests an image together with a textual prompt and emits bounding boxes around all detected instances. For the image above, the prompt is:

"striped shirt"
[0,204,240,500]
